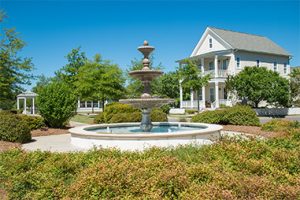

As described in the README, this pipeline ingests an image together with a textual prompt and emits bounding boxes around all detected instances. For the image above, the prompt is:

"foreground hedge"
[1,129,300,199]
[0,112,31,143]
[94,103,167,123]
[192,105,260,126]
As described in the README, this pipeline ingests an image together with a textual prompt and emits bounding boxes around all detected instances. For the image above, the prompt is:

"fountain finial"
[143,40,149,46]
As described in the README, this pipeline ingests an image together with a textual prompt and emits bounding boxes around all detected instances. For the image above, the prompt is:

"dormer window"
[209,38,212,48]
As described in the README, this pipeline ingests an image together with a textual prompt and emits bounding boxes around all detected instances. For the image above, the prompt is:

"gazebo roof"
[17,91,38,98]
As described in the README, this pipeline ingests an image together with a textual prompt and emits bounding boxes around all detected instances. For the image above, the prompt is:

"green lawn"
[70,114,96,124]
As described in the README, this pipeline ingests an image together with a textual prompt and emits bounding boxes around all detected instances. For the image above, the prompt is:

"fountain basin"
[69,122,223,151]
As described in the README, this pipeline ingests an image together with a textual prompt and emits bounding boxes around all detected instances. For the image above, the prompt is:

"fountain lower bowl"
[119,98,173,109]
[69,122,223,151]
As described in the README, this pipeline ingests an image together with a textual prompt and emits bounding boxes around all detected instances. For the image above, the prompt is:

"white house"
[178,27,291,109]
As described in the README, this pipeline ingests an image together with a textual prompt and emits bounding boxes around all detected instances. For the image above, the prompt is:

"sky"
[1,0,300,90]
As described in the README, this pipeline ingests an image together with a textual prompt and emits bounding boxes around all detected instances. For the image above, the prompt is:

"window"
[256,60,260,67]
[209,62,214,70]
[222,60,228,70]
[236,57,240,68]
[209,38,212,48]
[93,101,99,108]
[273,62,277,71]
[80,101,85,108]
[284,63,287,74]
[86,101,92,108]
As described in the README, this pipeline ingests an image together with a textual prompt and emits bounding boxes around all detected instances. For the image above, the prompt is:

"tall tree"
[290,68,300,106]
[75,54,125,112]
[178,59,210,111]
[32,74,52,94]
[152,71,180,99]
[226,66,289,107]
[0,11,34,109]
[55,47,87,89]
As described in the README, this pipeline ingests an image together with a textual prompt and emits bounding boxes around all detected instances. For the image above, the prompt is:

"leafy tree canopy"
[290,67,300,106]
[226,66,289,107]
[75,54,125,111]
[0,10,34,109]
[177,59,210,111]
[55,47,87,89]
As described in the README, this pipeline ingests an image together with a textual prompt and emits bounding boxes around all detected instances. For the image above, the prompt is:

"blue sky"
[1,0,300,89]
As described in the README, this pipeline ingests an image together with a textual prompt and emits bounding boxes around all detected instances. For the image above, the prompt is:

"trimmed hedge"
[0,112,31,143]
[192,105,260,126]
[262,119,300,132]
[1,128,300,199]
[17,115,46,130]
[94,103,168,123]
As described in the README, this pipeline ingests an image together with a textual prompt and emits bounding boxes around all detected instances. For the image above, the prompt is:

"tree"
[32,74,52,94]
[37,80,77,128]
[226,66,289,107]
[152,71,180,99]
[178,59,210,111]
[75,54,125,112]
[0,11,34,109]
[55,47,87,89]
[290,68,300,106]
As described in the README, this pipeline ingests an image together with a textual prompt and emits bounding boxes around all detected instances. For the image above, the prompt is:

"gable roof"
[209,27,291,56]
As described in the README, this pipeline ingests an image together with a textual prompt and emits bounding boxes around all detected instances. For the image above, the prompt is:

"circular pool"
[69,122,223,151]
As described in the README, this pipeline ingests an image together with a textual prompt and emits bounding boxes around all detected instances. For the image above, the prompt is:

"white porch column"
[202,86,206,108]
[77,99,80,108]
[214,55,218,78]
[85,101,87,108]
[215,82,220,108]
[23,97,27,114]
[190,89,194,109]
[179,79,183,108]
[32,98,35,115]
[17,97,20,110]
[200,57,204,74]
[98,101,100,108]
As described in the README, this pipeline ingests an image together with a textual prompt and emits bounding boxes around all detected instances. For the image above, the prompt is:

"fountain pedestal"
[120,40,173,132]
[140,108,152,132]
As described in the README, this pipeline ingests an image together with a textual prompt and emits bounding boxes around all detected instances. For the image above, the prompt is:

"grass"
[0,125,300,199]
[70,114,96,124]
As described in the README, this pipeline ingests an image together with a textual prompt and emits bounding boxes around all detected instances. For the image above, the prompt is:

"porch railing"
[203,70,228,78]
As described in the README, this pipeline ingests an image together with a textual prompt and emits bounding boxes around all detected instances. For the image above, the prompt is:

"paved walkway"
[22,134,84,152]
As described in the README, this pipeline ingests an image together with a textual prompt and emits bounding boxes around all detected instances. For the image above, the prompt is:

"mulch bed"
[0,141,21,152]
[222,125,287,138]
[31,127,69,137]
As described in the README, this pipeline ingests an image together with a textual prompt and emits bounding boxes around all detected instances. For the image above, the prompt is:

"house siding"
[233,51,290,77]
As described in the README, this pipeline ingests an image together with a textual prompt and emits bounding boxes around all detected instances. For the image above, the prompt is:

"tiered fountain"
[69,41,223,151]
[119,40,172,132]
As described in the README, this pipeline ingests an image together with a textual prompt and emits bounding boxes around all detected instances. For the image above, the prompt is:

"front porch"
[180,82,232,109]
[178,50,233,109]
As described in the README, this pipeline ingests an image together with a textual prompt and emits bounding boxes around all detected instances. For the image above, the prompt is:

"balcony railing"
[202,70,228,78]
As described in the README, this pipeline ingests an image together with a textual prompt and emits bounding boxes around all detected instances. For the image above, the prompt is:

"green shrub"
[192,105,260,126]
[151,108,168,122]
[192,109,226,124]
[0,112,31,143]
[262,119,300,132]
[186,109,198,114]
[160,104,171,114]
[94,112,105,124]
[94,103,168,123]
[37,81,77,128]
[17,115,46,130]
[109,112,142,123]
[223,105,260,126]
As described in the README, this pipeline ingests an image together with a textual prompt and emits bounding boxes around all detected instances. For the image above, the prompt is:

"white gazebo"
[17,91,38,115]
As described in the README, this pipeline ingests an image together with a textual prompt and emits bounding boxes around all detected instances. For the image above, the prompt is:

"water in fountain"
[119,41,173,132]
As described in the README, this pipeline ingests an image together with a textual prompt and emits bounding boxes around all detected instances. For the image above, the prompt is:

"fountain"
[69,41,223,151]
[119,40,172,132]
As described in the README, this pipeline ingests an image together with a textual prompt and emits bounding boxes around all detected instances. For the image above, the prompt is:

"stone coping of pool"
[69,122,223,140]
